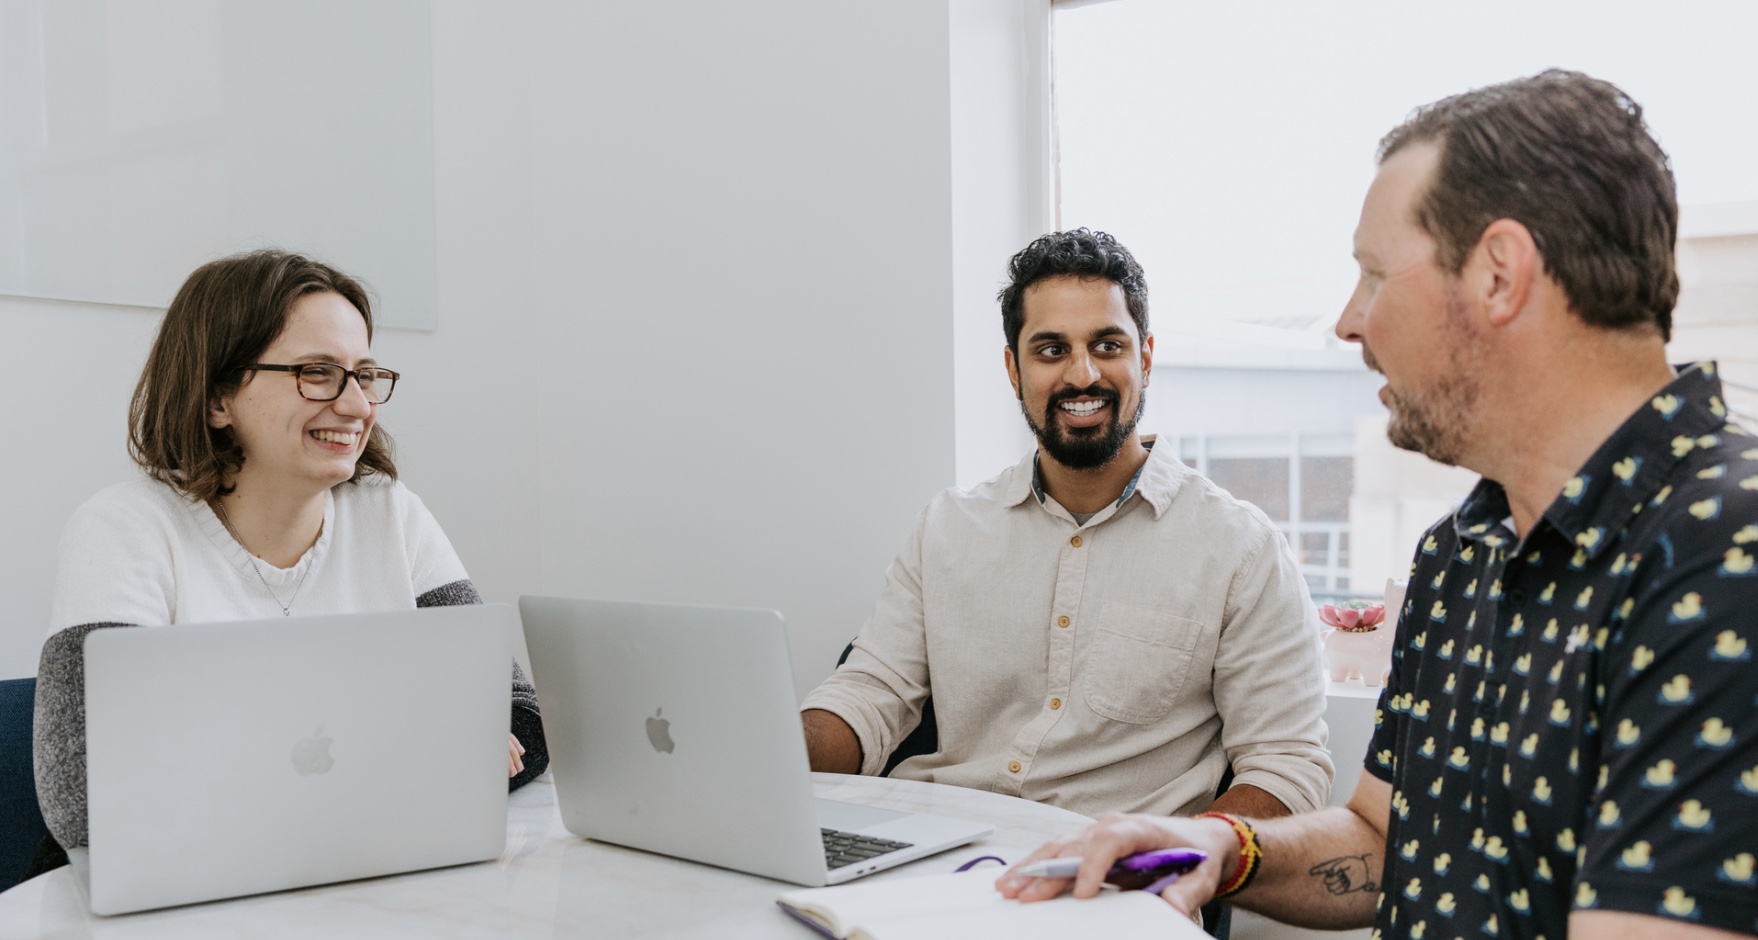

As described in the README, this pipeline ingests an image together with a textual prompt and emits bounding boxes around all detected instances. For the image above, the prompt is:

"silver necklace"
[215,499,315,617]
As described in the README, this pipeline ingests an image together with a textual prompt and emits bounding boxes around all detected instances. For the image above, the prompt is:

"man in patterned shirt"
[1000,71,1757,939]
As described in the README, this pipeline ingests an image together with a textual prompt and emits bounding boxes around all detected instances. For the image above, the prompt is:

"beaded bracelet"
[1197,811,1262,898]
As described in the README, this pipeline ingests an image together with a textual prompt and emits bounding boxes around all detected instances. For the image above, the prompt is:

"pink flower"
[1319,601,1385,632]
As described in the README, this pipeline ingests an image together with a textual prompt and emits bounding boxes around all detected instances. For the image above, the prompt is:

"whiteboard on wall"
[0,0,437,328]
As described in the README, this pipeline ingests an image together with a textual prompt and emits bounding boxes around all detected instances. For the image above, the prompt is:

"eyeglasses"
[241,363,400,404]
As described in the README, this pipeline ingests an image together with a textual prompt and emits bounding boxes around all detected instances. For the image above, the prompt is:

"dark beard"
[1022,385,1145,471]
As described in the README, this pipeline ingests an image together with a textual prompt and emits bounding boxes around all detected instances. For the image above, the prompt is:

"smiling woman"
[30,250,546,860]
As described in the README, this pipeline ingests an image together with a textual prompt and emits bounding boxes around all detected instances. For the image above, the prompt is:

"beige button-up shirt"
[802,440,1333,818]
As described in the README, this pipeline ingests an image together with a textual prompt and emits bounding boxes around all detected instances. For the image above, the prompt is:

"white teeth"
[311,430,358,445]
[1060,400,1105,417]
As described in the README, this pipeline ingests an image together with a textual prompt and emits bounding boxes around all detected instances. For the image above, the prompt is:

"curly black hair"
[997,228,1149,353]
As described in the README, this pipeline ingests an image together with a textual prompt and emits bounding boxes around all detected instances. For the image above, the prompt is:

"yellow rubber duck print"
[1509,613,1524,636]
[1409,922,1425,939]
[1743,476,1758,492]
[1483,836,1508,861]
[1412,700,1431,720]
[1661,887,1696,919]
[1688,497,1721,520]
[1436,891,1456,915]
[1430,600,1447,622]
[1574,586,1593,609]
[1445,673,1458,694]
[1536,856,1553,882]
[1423,534,1439,553]
[1465,644,1483,665]
[1576,881,1596,908]
[1419,737,1436,758]
[1620,841,1653,871]
[1670,592,1704,622]
[1660,674,1693,704]
[1721,548,1755,576]
[1550,699,1571,725]
[1520,734,1540,757]
[1448,747,1470,770]
[1675,800,1712,831]
[1577,527,1601,550]
[1652,393,1680,417]
[1509,889,1530,913]
[1644,759,1675,788]
[1471,828,1485,851]
[1739,765,1758,795]
[1483,913,1498,935]
[1470,717,1485,740]
[1401,839,1420,861]
[1631,646,1654,672]
[1712,630,1749,661]
[1490,722,1508,745]
[1569,549,1588,569]
[1671,435,1695,458]
[1736,524,1758,544]
[1698,464,1726,479]
[1514,652,1532,675]
[1547,660,1566,684]
[1429,776,1443,798]
[1430,853,1450,875]
[1615,718,1640,747]
[1532,776,1552,803]
[1512,811,1528,834]
[1543,619,1560,641]
[1599,801,1621,827]
[1539,582,1556,604]
[1557,828,1576,852]
[1698,717,1733,749]
[1431,570,1445,590]
[1614,456,1639,480]
[1721,853,1756,886]
[1438,639,1455,659]
[1562,475,1586,499]
[1412,629,1427,650]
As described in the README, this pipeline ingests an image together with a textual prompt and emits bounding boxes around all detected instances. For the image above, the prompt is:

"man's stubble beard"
[1022,385,1147,471]
[1370,287,1481,468]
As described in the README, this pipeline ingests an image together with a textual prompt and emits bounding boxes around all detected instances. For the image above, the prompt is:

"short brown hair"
[129,250,397,502]
[1379,70,1679,341]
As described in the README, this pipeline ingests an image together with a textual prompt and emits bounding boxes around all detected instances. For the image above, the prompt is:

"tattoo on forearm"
[1309,855,1378,896]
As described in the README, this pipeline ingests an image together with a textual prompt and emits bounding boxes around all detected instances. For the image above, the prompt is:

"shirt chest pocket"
[1082,602,1206,724]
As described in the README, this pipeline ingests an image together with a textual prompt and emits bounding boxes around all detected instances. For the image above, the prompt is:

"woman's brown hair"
[128,250,397,502]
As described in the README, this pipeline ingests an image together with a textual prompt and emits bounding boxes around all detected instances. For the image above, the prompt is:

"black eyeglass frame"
[238,363,401,404]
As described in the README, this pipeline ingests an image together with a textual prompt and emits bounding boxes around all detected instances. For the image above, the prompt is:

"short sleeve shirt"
[1366,362,1758,939]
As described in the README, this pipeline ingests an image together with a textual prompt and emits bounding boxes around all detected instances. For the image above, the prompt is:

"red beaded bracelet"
[1198,811,1262,898]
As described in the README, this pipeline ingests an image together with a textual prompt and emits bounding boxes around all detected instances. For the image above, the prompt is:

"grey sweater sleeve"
[416,580,548,789]
[34,622,137,850]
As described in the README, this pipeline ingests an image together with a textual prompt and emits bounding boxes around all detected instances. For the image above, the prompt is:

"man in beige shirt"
[802,229,1331,822]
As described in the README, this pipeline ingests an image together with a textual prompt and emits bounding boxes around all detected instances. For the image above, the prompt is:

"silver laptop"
[77,604,515,915]
[518,595,993,887]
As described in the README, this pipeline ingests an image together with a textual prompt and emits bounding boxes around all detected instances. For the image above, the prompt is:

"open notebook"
[775,869,1206,939]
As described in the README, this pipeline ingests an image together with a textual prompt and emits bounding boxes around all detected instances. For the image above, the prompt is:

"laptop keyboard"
[821,828,914,870]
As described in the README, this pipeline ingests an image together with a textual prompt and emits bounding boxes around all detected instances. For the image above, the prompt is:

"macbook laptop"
[77,604,515,915]
[518,595,993,887]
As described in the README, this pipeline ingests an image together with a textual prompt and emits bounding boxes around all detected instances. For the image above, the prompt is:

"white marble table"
[0,774,1094,938]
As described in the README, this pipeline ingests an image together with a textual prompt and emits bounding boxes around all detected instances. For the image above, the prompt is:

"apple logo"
[291,727,335,775]
[645,708,675,754]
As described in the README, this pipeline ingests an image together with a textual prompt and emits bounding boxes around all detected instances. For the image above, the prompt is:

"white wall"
[0,0,1026,701]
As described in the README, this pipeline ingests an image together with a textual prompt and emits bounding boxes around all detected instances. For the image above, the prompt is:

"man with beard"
[999,72,1758,940]
[800,228,1333,827]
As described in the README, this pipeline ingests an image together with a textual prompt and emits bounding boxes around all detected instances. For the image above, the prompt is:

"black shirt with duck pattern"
[1364,362,1758,939]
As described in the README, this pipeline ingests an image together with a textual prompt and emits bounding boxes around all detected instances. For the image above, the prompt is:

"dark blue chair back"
[1,677,52,893]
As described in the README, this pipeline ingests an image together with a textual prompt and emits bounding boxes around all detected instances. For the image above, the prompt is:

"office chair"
[1,677,62,893]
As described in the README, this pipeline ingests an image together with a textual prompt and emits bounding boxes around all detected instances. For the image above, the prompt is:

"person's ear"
[208,394,232,430]
[1140,332,1154,388]
[1004,345,1023,401]
[1474,219,1537,328]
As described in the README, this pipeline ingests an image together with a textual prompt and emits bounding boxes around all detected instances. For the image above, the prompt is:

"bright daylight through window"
[1051,0,1758,599]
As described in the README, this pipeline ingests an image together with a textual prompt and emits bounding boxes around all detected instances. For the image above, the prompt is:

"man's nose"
[1064,350,1101,386]
[1335,287,1365,344]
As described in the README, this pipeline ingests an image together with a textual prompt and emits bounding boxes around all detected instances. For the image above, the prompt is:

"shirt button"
[1008,761,1022,774]
[1070,535,1083,547]
[1049,698,1062,710]
[1057,616,1070,628]
[1510,589,1527,605]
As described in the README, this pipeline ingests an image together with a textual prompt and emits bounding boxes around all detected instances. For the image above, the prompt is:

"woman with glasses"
[31,250,546,855]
